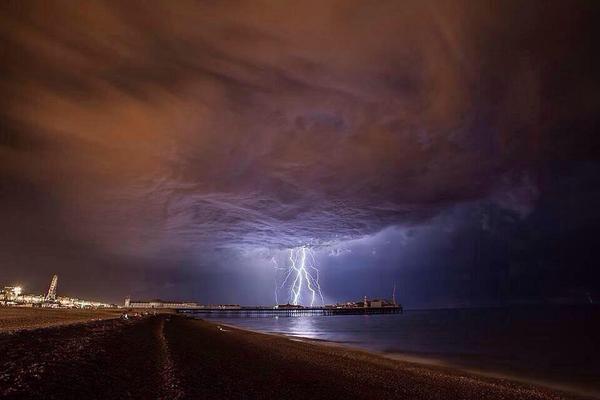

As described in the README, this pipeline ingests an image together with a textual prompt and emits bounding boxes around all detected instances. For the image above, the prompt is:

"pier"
[176,305,402,317]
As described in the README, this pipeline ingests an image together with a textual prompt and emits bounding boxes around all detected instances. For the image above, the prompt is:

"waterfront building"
[124,298,202,309]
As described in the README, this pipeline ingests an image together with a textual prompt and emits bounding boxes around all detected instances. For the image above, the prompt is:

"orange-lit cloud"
[0,1,598,299]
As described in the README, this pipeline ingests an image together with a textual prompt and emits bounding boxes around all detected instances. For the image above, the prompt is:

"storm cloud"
[1,1,598,302]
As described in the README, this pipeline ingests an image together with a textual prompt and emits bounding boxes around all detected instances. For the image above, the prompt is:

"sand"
[0,314,593,400]
[0,307,123,332]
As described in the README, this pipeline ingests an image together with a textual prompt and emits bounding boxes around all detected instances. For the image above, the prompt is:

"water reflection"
[285,315,318,338]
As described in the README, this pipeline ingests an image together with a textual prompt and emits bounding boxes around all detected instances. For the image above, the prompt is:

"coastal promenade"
[0,312,591,400]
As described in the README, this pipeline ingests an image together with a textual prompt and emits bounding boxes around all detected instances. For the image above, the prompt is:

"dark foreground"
[0,315,591,400]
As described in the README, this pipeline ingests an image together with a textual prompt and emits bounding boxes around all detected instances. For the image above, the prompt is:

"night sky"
[1,1,599,307]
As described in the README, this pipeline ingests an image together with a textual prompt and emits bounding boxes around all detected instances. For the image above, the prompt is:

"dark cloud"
[1,1,598,302]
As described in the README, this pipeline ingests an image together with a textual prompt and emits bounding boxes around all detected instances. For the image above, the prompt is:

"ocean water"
[198,305,600,395]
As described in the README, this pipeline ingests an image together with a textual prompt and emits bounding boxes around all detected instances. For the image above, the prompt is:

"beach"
[0,312,592,400]
[202,306,600,397]
[0,307,123,332]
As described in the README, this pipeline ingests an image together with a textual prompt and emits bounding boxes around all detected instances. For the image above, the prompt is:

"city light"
[0,276,112,308]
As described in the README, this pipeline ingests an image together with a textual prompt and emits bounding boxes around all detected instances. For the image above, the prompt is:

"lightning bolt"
[274,246,324,307]
[271,256,280,305]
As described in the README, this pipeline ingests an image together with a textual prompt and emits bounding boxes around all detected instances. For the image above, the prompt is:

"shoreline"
[1,314,595,399]
[211,319,600,399]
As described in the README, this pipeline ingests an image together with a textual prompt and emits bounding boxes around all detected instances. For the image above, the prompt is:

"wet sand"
[0,314,593,399]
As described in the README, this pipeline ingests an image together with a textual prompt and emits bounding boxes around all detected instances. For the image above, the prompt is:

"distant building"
[18,293,45,305]
[216,304,241,309]
[124,298,201,309]
[370,300,383,308]
[1,286,22,303]
[328,297,398,309]
[360,298,395,308]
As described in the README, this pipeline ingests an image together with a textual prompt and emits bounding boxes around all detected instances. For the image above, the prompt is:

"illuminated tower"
[46,275,58,301]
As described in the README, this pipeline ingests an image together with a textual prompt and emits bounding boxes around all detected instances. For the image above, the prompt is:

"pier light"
[14,286,22,296]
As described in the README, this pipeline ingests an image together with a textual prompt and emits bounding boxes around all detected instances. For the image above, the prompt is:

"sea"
[198,305,600,396]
